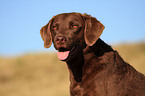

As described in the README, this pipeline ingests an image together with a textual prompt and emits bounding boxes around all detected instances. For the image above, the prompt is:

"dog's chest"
[70,81,103,96]
[70,83,82,96]
[70,73,106,96]
[70,82,93,96]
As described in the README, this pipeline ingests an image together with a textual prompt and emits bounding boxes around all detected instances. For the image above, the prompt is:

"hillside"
[0,43,145,96]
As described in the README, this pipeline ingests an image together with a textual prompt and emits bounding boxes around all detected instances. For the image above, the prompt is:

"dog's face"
[51,13,85,51]
[40,12,104,61]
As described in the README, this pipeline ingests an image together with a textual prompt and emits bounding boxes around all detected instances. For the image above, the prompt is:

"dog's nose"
[55,36,66,43]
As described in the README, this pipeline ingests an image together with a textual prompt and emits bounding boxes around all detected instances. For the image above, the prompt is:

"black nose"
[55,36,66,43]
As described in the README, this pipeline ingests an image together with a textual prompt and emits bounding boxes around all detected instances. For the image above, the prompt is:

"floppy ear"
[40,19,53,48]
[83,13,105,46]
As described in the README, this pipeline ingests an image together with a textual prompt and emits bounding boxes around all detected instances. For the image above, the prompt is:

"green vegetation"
[0,43,145,96]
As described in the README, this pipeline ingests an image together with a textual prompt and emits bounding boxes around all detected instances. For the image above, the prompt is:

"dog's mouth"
[57,46,77,61]
[57,44,80,61]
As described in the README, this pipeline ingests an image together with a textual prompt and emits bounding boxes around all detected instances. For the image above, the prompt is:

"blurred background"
[0,0,145,96]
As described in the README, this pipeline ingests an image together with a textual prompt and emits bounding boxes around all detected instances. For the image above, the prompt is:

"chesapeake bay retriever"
[40,12,145,96]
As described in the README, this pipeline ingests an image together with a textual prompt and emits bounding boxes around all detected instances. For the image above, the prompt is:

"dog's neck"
[66,39,114,83]
[89,38,114,57]
[66,49,84,82]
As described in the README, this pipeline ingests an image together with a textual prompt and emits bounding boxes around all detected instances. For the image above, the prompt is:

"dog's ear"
[83,13,105,46]
[40,17,54,48]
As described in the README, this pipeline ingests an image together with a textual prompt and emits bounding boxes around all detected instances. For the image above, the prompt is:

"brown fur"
[40,12,145,96]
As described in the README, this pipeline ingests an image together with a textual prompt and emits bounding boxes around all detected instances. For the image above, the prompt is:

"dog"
[40,12,145,96]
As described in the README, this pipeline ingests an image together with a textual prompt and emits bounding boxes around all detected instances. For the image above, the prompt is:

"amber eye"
[53,26,57,30]
[72,25,78,28]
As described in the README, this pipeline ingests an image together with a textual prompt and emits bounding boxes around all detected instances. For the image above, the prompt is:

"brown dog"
[40,12,145,96]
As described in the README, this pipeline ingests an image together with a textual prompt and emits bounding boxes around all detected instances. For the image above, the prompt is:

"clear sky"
[0,0,145,56]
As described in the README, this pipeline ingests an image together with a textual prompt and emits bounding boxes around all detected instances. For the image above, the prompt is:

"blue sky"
[0,0,145,56]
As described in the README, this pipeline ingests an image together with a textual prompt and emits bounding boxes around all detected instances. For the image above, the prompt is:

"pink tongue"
[57,51,70,60]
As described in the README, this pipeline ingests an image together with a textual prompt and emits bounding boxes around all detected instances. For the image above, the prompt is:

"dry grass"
[0,53,69,96]
[0,43,145,96]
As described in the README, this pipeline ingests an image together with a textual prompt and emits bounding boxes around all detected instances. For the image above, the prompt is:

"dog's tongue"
[57,51,70,60]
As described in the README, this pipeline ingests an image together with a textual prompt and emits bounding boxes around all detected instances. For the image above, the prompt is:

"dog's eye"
[72,25,78,28]
[53,26,57,30]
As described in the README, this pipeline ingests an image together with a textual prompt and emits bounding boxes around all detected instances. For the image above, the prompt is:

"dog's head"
[40,12,104,61]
